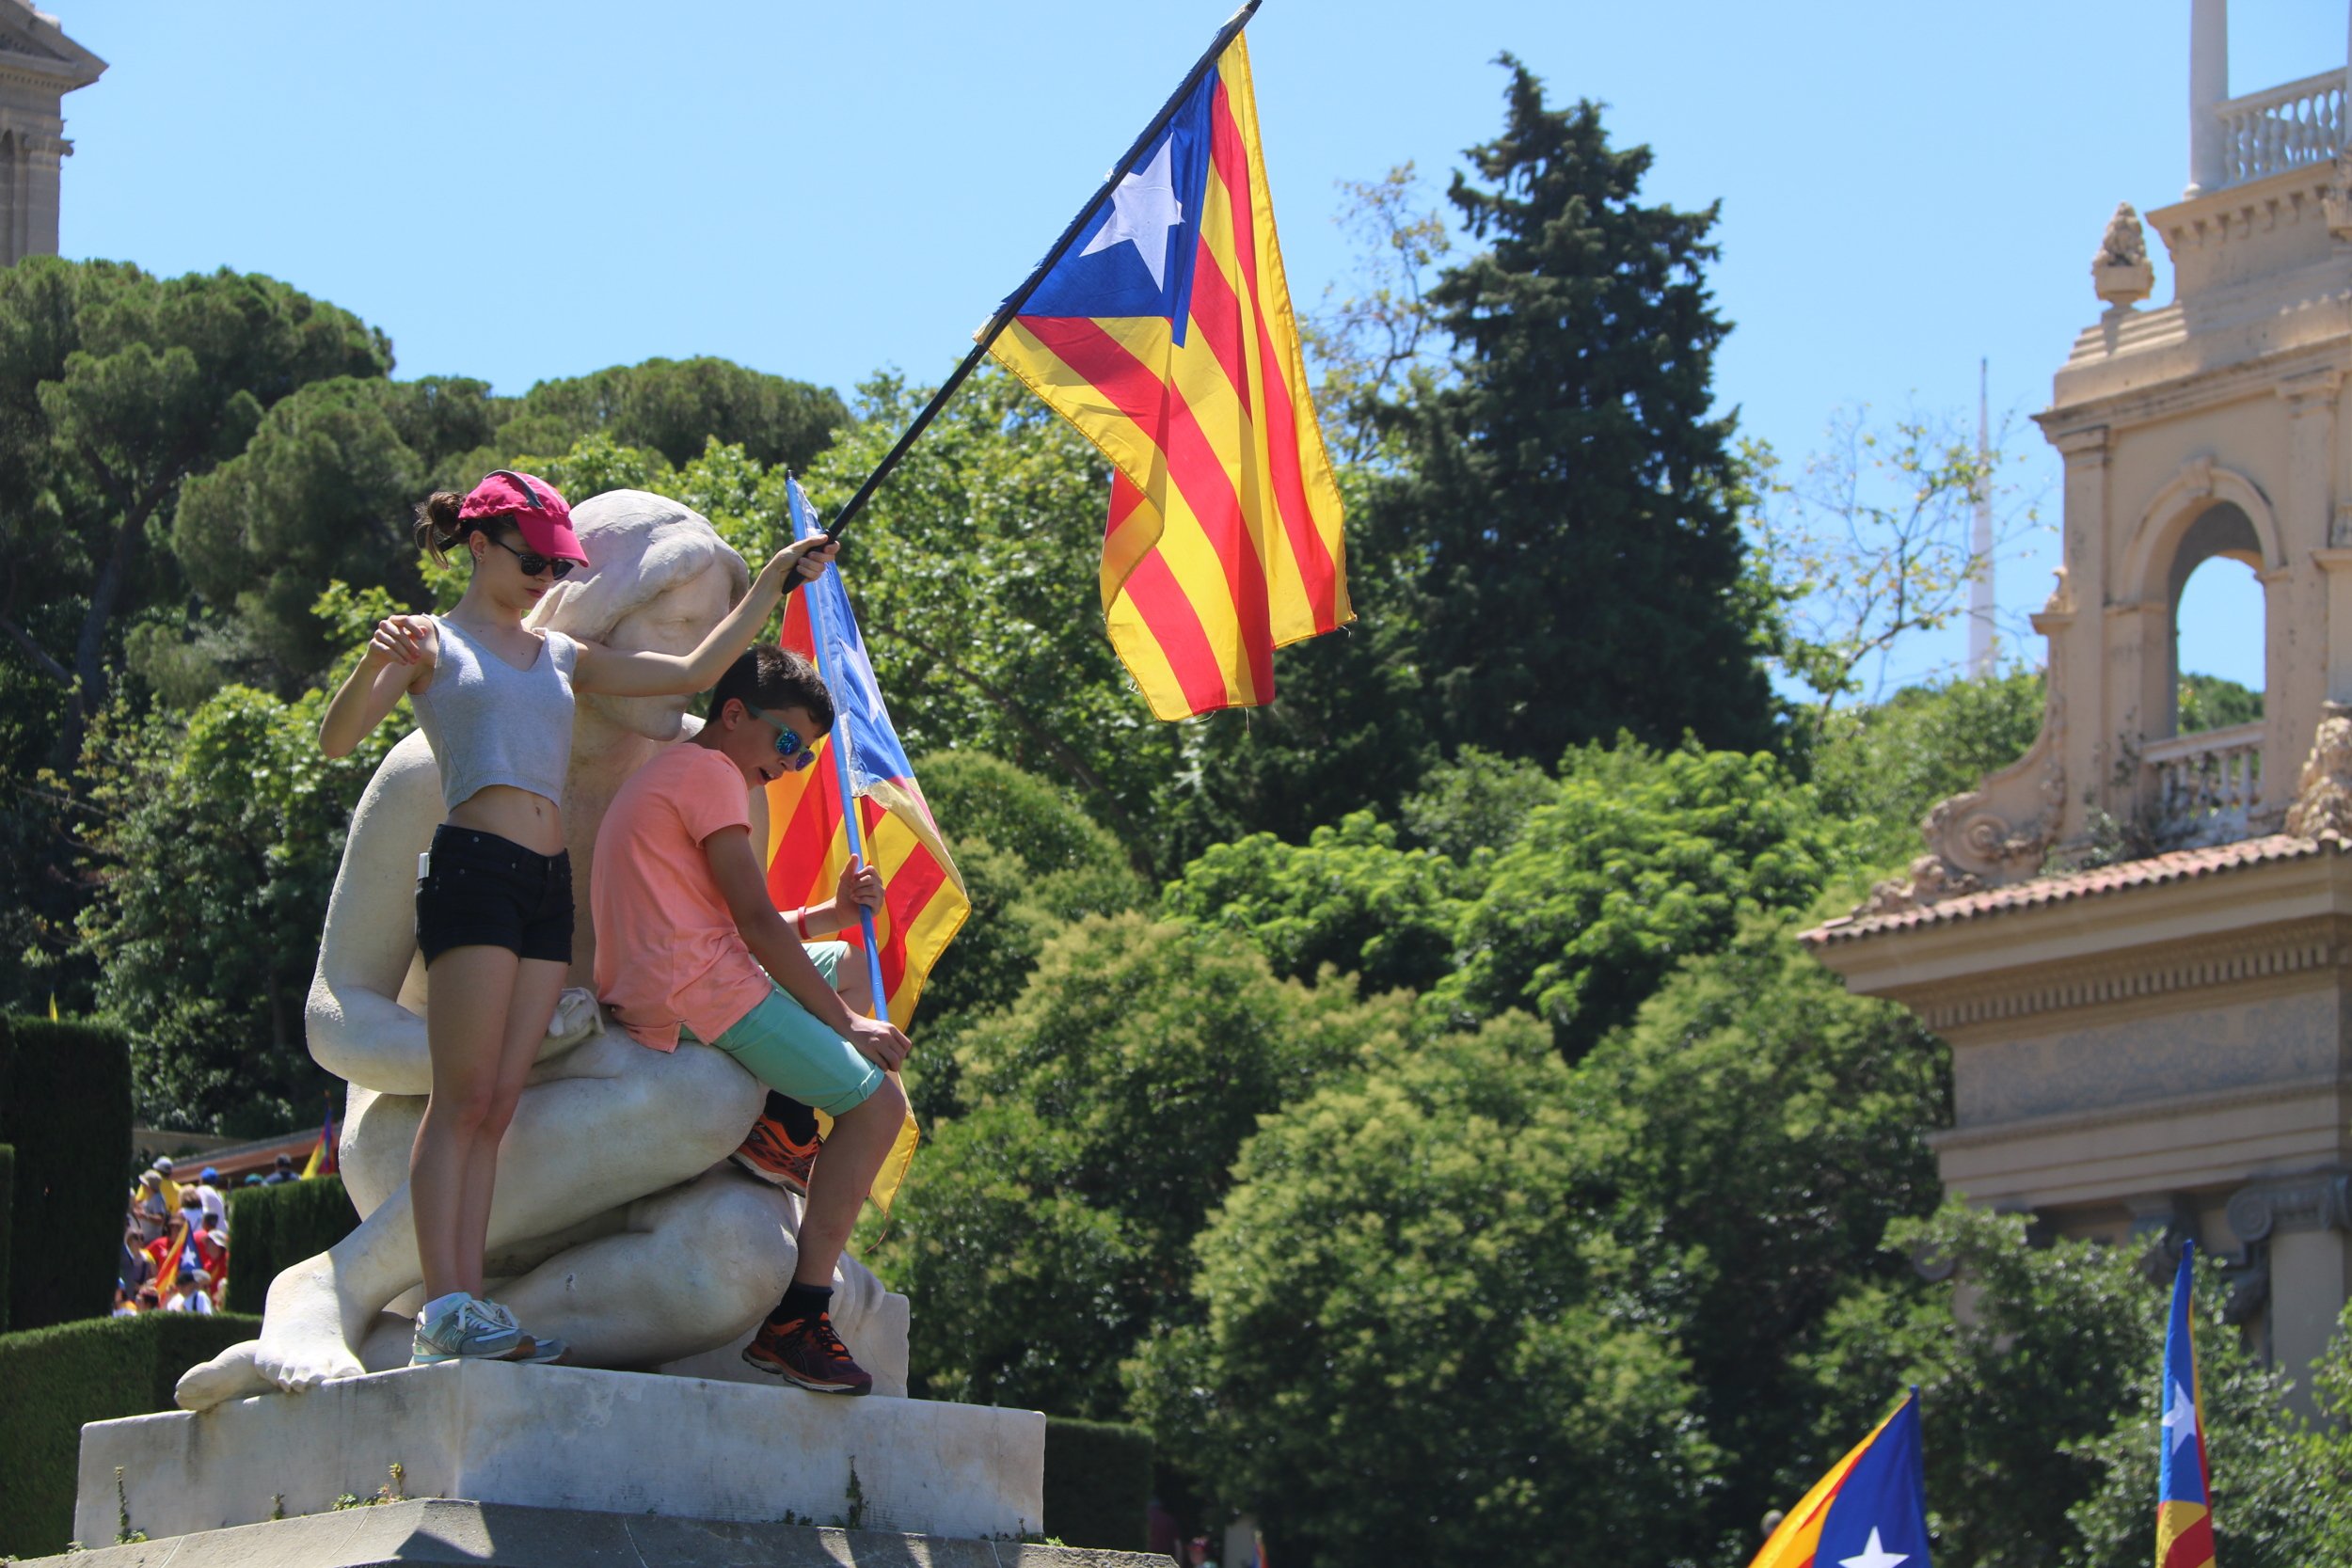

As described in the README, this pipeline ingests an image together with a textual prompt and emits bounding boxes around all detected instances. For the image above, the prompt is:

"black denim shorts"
[415,825,574,967]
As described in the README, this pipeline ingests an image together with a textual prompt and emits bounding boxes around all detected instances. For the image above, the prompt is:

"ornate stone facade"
[0,2,101,267]
[1812,6,2352,1411]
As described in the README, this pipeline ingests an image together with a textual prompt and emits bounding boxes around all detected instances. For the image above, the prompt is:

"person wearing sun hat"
[317,470,840,1369]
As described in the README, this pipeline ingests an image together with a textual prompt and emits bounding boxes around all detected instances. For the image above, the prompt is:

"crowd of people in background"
[113,1150,306,1316]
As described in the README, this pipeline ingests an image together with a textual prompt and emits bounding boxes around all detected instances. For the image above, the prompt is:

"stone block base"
[75,1360,1041,1547]
[23,1497,1166,1567]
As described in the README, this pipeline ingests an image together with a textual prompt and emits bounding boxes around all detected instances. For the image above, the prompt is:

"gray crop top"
[411,616,582,813]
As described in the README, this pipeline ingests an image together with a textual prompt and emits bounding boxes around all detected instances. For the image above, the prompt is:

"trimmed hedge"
[0,1309,260,1558]
[0,1017,134,1330]
[0,1143,13,1331]
[1043,1414,1153,1551]
[226,1174,358,1315]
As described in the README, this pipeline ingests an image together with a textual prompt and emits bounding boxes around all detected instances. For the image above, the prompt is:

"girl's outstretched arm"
[571,535,838,698]
[320,615,436,757]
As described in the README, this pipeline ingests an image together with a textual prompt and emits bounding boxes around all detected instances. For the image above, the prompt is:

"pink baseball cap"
[457,469,586,563]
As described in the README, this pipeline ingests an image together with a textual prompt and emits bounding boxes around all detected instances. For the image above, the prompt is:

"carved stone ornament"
[2091,201,2153,309]
[2284,701,2352,840]
[1857,707,2067,916]
[2327,153,2352,242]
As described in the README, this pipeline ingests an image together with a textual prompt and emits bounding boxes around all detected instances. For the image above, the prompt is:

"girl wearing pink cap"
[319,469,834,1367]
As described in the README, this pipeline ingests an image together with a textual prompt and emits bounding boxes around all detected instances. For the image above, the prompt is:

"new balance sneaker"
[731,1113,819,1195]
[475,1298,569,1365]
[743,1311,872,1395]
[410,1294,524,1365]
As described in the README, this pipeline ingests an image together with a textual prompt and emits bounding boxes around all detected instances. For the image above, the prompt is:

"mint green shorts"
[686,942,882,1117]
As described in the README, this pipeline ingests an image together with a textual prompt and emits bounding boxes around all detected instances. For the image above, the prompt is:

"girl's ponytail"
[415,492,469,566]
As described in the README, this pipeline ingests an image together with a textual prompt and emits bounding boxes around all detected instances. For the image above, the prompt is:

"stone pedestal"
[21,1498,1162,1568]
[74,1360,1043,1548]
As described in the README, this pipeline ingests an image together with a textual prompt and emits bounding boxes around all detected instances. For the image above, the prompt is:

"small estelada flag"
[2156,1242,2217,1568]
[1750,1389,1933,1568]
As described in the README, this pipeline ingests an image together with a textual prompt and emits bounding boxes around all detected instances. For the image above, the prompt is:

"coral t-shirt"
[592,745,773,1051]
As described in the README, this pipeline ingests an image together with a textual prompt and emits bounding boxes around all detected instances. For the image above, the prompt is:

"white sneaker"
[476,1296,568,1365]
[411,1295,525,1365]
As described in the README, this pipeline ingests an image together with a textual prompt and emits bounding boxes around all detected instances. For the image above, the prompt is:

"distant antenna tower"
[1968,357,1996,678]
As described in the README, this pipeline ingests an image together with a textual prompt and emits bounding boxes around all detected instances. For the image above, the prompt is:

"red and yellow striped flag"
[988,31,1349,720]
[760,482,971,1211]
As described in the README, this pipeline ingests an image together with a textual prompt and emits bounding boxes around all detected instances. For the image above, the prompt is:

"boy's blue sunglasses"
[743,704,819,770]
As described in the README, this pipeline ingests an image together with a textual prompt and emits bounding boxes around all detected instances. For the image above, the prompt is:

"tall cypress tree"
[1376,57,1776,764]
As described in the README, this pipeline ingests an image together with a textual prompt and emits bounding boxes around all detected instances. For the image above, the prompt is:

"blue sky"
[57,0,2323,694]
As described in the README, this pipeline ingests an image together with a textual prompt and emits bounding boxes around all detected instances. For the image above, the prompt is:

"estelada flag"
[301,1103,337,1179]
[987,29,1350,721]
[2156,1243,2217,1568]
[1750,1390,1933,1568]
[761,478,970,1212]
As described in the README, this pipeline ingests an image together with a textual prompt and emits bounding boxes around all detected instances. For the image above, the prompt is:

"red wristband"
[795,908,810,940]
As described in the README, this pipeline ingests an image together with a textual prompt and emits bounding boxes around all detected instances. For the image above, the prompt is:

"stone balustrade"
[2146,720,2265,847]
[2215,71,2346,189]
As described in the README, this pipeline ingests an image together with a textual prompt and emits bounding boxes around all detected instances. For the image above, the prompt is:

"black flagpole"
[804,0,1263,559]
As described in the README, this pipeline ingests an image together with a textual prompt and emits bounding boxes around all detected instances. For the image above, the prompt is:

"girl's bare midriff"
[447,784,565,857]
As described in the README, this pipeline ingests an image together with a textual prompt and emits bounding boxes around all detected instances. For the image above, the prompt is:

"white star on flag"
[1837,1527,1909,1568]
[2163,1378,2200,1452]
[1080,136,1184,290]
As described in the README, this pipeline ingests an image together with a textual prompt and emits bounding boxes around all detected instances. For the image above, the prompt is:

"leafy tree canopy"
[876,911,1414,1418]
[1370,57,1776,765]
[1129,1009,1724,1568]
[1440,738,1854,1054]
[495,355,846,473]
[1160,810,1470,999]
[168,376,498,693]
[75,584,405,1132]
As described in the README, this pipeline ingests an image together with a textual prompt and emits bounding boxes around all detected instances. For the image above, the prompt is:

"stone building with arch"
[1806,1,2352,1411]
[0,0,100,267]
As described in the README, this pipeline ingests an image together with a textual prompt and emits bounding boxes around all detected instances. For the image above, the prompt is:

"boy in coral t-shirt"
[592,645,912,1394]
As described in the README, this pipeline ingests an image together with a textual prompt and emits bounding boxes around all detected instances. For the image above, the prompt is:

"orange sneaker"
[743,1311,872,1395]
[730,1114,818,1195]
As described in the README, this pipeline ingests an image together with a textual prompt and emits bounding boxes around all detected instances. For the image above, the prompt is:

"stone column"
[2225,1170,2351,1418]
[15,131,67,264]
[2188,0,2230,197]
[2277,372,2340,814]
[2052,426,2112,840]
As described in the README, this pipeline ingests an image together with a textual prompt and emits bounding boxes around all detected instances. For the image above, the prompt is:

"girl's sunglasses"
[744,705,820,770]
[487,535,577,579]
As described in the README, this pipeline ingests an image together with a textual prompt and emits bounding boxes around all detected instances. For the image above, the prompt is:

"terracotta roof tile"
[1802,833,2343,947]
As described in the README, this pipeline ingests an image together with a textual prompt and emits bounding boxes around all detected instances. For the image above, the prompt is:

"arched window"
[2169,501,2265,736]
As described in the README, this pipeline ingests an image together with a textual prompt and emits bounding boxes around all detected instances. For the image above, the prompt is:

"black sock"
[765,1091,819,1145]
[770,1280,832,1328]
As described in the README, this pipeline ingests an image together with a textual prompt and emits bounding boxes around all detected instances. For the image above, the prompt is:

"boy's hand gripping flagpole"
[791,489,891,1022]
[777,0,1263,594]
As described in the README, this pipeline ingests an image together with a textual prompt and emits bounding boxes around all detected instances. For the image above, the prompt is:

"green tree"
[1568,911,1947,1558]
[895,752,1143,1118]
[1129,1010,1724,1568]
[1372,58,1775,765]
[497,356,845,472]
[0,260,389,751]
[0,261,387,1014]
[168,375,498,693]
[74,588,405,1132]
[1742,407,2033,736]
[1394,743,1557,862]
[877,912,1409,1418]
[1442,740,1852,1055]
[2177,672,2262,735]
[1160,810,1470,999]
